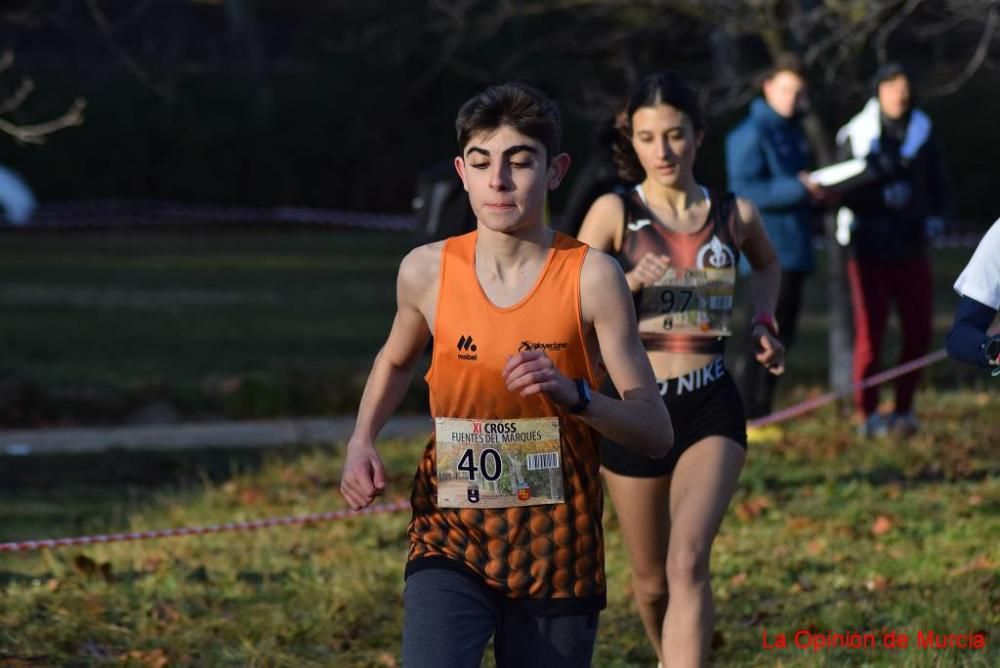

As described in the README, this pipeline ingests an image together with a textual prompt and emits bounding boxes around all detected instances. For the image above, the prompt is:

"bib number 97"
[659,288,694,313]
[458,448,503,481]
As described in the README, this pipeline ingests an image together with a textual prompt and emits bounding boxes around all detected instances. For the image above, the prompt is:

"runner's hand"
[752,325,786,376]
[340,439,387,510]
[987,335,1000,377]
[625,253,671,293]
[503,350,577,406]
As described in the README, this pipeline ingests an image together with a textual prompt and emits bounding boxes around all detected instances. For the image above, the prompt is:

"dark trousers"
[846,256,933,416]
[402,568,600,668]
[743,270,807,419]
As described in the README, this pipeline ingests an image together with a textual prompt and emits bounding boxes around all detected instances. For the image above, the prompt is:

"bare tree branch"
[84,0,172,101]
[0,97,85,144]
[0,0,47,28]
[0,77,34,115]
[876,0,925,64]
[924,6,999,95]
[108,0,156,34]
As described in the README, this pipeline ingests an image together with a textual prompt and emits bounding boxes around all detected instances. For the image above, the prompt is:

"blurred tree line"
[0,0,997,223]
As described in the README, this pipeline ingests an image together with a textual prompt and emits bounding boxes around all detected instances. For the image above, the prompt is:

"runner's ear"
[547,153,571,190]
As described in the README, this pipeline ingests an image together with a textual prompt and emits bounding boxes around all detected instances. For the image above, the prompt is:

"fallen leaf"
[151,601,183,625]
[83,595,104,617]
[140,554,165,573]
[789,575,814,593]
[949,555,994,576]
[729,572,748,586]
[871,515,894,537]
[118,648,168,668]
[239,486,265,505]
[376,652,398,667]
[865,574,889,591]
[735,495,771,522]
[786,516,816,530]
[968,495,983,506]
[806,539,825,556]
[73,554,98,576]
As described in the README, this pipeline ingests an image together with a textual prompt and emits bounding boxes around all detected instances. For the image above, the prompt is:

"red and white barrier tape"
[0,499,411,554]
[748,348,948,428]
[0,349,951,553]
[23,199,417,232]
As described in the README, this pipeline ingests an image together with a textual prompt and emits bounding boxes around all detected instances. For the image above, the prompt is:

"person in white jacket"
[832,63,952,437]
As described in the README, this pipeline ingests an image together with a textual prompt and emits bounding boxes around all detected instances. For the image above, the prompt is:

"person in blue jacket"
[725,54,828,422]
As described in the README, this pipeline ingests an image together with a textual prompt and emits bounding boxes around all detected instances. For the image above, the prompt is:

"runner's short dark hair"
[455,83,561,161]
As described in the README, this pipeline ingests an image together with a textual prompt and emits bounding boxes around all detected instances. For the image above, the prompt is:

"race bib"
[638,266,735,338]
[434,417,564,508]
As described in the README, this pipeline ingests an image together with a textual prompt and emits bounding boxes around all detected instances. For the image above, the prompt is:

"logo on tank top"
[627,218,652,232]
[457,334,478,361]
[696,235,735,269]
[518,340,568,352]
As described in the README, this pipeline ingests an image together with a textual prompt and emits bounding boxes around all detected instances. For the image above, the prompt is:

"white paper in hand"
[809,159,866,187]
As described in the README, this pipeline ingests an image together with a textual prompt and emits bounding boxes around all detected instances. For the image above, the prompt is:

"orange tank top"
[406,230,606,615]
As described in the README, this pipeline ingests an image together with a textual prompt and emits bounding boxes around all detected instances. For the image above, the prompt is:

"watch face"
[987,338,1000,363]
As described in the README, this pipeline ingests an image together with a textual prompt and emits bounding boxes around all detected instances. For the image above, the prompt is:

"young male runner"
[339,83,673,667]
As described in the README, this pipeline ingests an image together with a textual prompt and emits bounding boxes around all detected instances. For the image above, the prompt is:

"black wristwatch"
[569,378,592,413]
[984,336,1000,377]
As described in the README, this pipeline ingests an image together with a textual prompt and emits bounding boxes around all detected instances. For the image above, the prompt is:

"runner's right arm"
[500,249,672,458]
[577,193,669,294]
[340,245,439,510]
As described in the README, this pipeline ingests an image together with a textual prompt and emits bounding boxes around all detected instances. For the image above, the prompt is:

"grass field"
[1,390,997,666]
[1,226,996,666]
[0,227,414,425]
[0,226,989,426]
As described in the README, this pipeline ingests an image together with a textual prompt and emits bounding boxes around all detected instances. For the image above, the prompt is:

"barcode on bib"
[708,296,733,310]
[526,452,560,471]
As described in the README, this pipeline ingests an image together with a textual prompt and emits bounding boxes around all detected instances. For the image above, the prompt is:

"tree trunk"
[800,113,853,395]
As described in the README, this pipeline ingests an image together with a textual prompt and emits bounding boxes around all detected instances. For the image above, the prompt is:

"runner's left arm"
[736,198,785,374]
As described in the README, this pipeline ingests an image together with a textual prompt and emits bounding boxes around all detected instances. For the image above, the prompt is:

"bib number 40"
[458,448,503,481]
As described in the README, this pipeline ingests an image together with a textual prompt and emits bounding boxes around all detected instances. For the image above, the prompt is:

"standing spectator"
[834,63,953,436]
[726,54,826,426]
